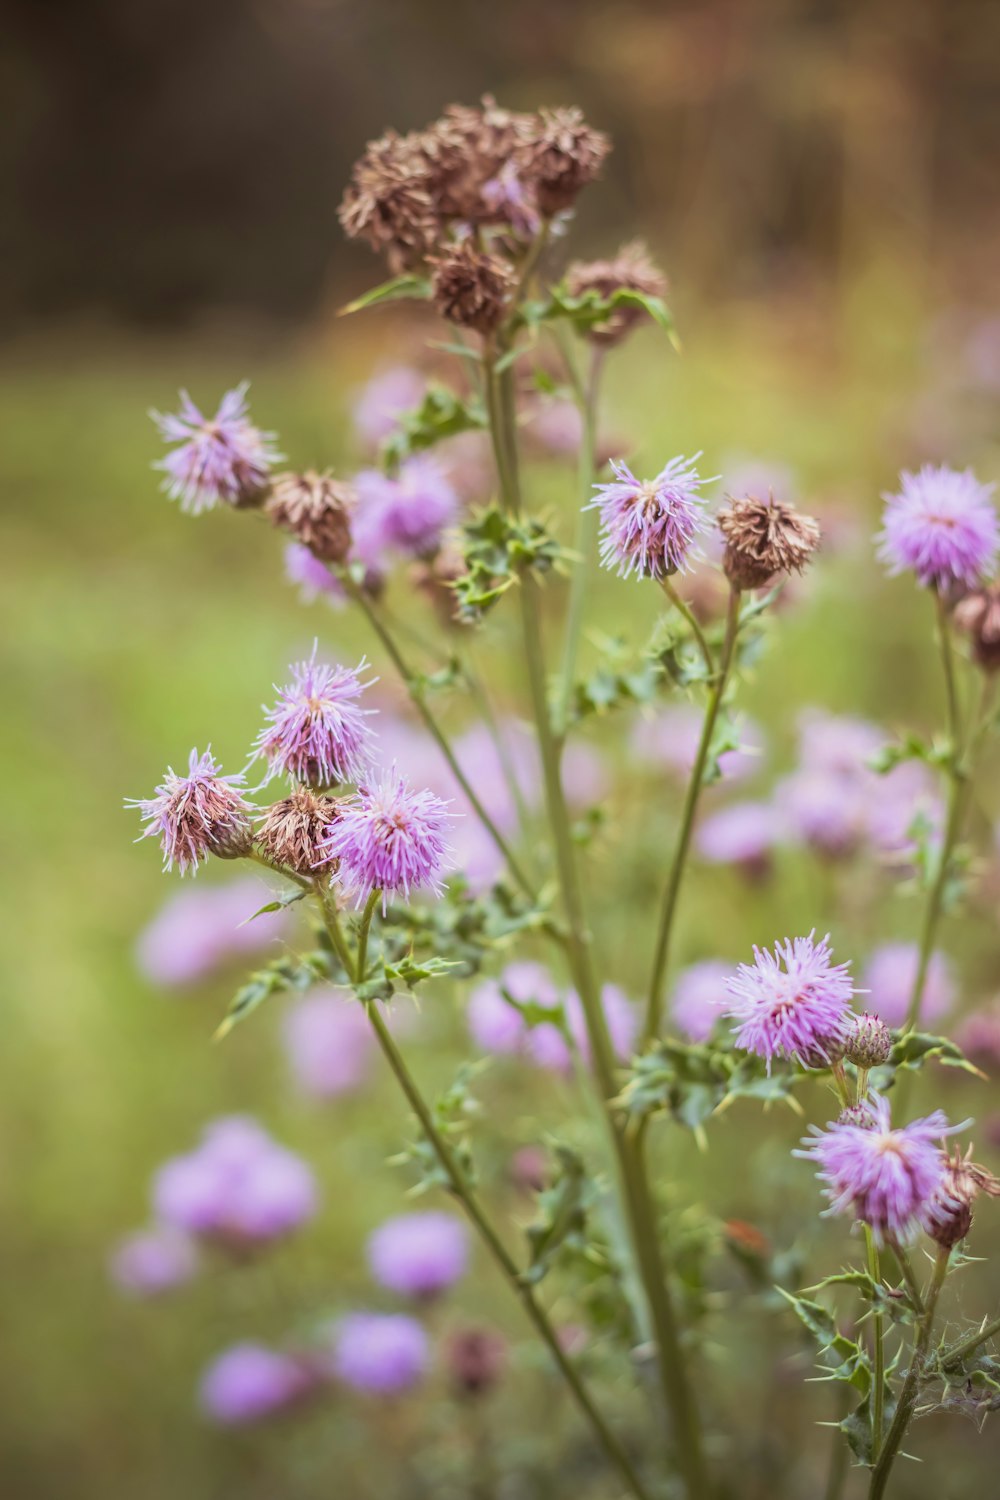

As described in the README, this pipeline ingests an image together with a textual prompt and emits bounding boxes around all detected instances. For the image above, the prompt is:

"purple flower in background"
[799,1094,955,1245]
[724,933,856,1070]
[109,1227,198,1297]
[354,456,459,557]
[954,1000,1000,1068]
[284,543,346,607]
[862,943,955,1028]
[481,160,541,236]
[128,748,253,874]
[589,456,709,580]
[631,705,764,782]
[467,961,560,1056]
[779,768,868,858]
[282,990,375,1099]
[332,1312,429,1395]
[451,721,541,835]
[528,983,637,1075]
[151,384,280,514]
[153,1116,318,1247]
[525,398,584,457]
[797,710,882,777]
[254,646,375,788]
[352,366,426,449]
[671,961,731,1043]
[136,877,291,987]
[561,742,610,808]
[367,1212,469,1299]
[199,1343,313,1425]
[696,800,781,877]
[321,766,453,909]
[864,759,944,861]
[877,465,998,590]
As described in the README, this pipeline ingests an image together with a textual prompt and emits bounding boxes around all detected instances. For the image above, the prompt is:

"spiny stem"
[644,585,741,1044]
[356,888,380,979]
[865,1226,885,1461]
[660,577,715,678]
[867,1250,949,1500]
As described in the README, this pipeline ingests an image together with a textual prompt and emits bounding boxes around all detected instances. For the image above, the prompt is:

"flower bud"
[836,1103,875,1129]
[256,788,342,877]
[717,494,821,591]
[845,1013,892,1069]
[954,585,1000,671]
[266,471,353,565]
[430,240,514,335]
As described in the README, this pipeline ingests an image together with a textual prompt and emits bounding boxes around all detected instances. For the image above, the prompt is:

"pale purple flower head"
[589,456,709,580]
[284,542,346,607]
[864,760,944,862]
[321,766,454,909]
[136,877,290,986]
[354,456,459,558]
[352,366,425,449]
[877,465,998,590]
[525,398,584,457]
[779,768,868,859]
[797,710,883,777]
[151,384,280,514]
[332,1312,429,1395]
[481,160,541,237]
[282,989,375,1099]
[631,705,764,782]
[695,800,782,875]
[671,960,731,1043]
[799,1094,955,1245]
[153,1116,318,1247]
[467,961,560,1056]
[254,646,375,789]
[199,1343,313,1425]
[724,933,856,1069]
[109,1227,198,1297]
[862,943,955,1028]
[367,1212,469,1299]
[451,720,541,835]
[128,748,253,875]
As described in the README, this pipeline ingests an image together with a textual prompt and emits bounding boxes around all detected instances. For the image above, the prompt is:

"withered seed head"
[717,493,821,590]
[256,787,342,877]
[266,471,353,565]
[515,106,611,217]
[430,239,515,335]
[954,585,1000,671]
[565,241,667,346]
[925,1146,1000,1250]
[338,130,441,271]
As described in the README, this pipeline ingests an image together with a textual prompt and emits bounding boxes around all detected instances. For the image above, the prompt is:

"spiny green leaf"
[381,384,487,468]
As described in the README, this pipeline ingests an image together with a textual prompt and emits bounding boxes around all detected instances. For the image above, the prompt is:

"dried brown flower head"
[430,239,515,335]
[925,1146,1000,1250]
[338,131,440,271]
[954,584,1000,671]
[443,1326,508,1397]
[717,493,821,590]
[422,97,536,222]
[267,471,353,565]
[565,241,667,346]
[256,786,342,877]
[515,106,610,217]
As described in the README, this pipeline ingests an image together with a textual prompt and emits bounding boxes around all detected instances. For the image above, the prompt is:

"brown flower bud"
[565,241,667,347]
[925,1147,1000,1250]
[717,493,821,591]
[266,471,353,565]
[954,585,1000,671]
[430,239,514,335]
[443,1325,508,1398]
[516,107,610,217]
[256,787,341,877]
[844,1013,892,1069]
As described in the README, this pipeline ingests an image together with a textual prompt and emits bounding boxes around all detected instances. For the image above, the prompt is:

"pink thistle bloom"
[862,943,955,1028]
[254,646,376,789]
[366,1212,469,1299]
[331,1312,429,1396]
[199,1343,315,1425]
[128,748,253,874]
[724,933,856,1070]
[588,456,709,579]
[108,1227,198,1297]
[671,960,732,1043]
[353,455,459,558]
[352,366,425,450]
[877,465,998,590]
[151,384,280,514]
[779,768,869,859]
[798,1094,957,1245]
[321,766,454,909]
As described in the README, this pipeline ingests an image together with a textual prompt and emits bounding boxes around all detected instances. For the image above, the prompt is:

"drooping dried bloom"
[718,493,821,590]
[925,1147,1000,1249]
[724,933,856,1070]
[256,786,341,876]
[589,456,709,580]
[798,1093,956,1245]
[565,241,667,346]
[199,1343,314,1425]
[954,584,1000,670]
[151,384,280,514]
[266,471,353,564]
[444,1326,508,1397]
[282,990,375,1099]
[331,1312,430,1395]
[109,1227,198,1297]
[321,766,453,909]
[353,455,459,557]
[515,106,610,216]
[253,648,375,789]
[366,1211,469,1299]
[430,239,514,335]
[128,748,254,874]
[671,960,732,1043]
[339,130,440,271]
[877,465,999,590]
[844,1012,892,1069]
[862,943,955,1028]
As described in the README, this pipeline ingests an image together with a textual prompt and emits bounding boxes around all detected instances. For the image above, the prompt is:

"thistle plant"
[120,97,1000,1500]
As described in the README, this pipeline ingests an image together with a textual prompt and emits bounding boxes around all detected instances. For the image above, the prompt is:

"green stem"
[865,1226,885,1461]
[939,1311,1000,1370]
[645,586,741,1044]
[558,343,603,730]
[889,1241,925,1318]
[867,1250,949,1500]
[315,881,356,978]
[660,577,715,678]
[338,569,536,903]
[356,888,380,980]
[935,589,962,746]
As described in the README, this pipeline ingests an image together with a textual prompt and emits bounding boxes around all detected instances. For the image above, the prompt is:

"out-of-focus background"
[4,2,1000,1497]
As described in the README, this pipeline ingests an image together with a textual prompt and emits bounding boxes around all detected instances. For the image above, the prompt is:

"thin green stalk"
[645,585,741,1044]
[867,1250,949,1500]
[558,343,603,730]
[355,888,380,980]
[338,568,536,903]
[315,881,356,978]
[865,1226,885,1460]
[660,577,715,678]
[935,589,962,746]
[889,1241,925,1318]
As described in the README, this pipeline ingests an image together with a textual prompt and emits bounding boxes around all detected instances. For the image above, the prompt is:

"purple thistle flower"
[798,1094,956,1245]
[320,766,453,910]
[136,877,291,986]
[671,960,732,1043]
[151,384,281,514]
[331,1312,429,1396]
[724,933,856,1070]
[862,943,955,1028]
[588,456,709,580]
[352,366,426,450]
[253,646,376,789]
[108,1227,198,1297]
[284,542,347,607]
[199,1343,314,1425]
[877,465,999,590]
[127,748,254,875]
[282,989,375,1099]
[353,456,459,558]
[366,1212,469,1299]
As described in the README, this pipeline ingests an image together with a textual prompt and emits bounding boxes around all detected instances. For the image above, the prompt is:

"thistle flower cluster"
[151,384,280,514]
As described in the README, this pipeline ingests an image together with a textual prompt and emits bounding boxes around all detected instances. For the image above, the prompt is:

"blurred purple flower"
[332,1312,429,1395]
[366,1212,469,1299]
[954,1001,1000,1067]
[136,877,291,987]
[282,989,375,1099]
[862,943,955,1028]
[109,1227,198,1297]
[631,705,764,782]
[561,742,610,808]
[671,960,731,1043]
[589,456,709,580]
[284,542,346,607]
[864,760,944,862]
[321,766,454,909]
[354,456,459,558]
[199,1343,313,1425]
[796,710,883,778]
[253,646,376,789]
[724,933,856,1070]
[352,366,425,449]
[151,384,280,514]
[877,465,998,590]
[779,768,868,858]
[695,800,781,876]
[467,961,561,1057]
[128,748,253,875]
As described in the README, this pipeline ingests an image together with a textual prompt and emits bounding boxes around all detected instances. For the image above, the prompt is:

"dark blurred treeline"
[3,0,999,330]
